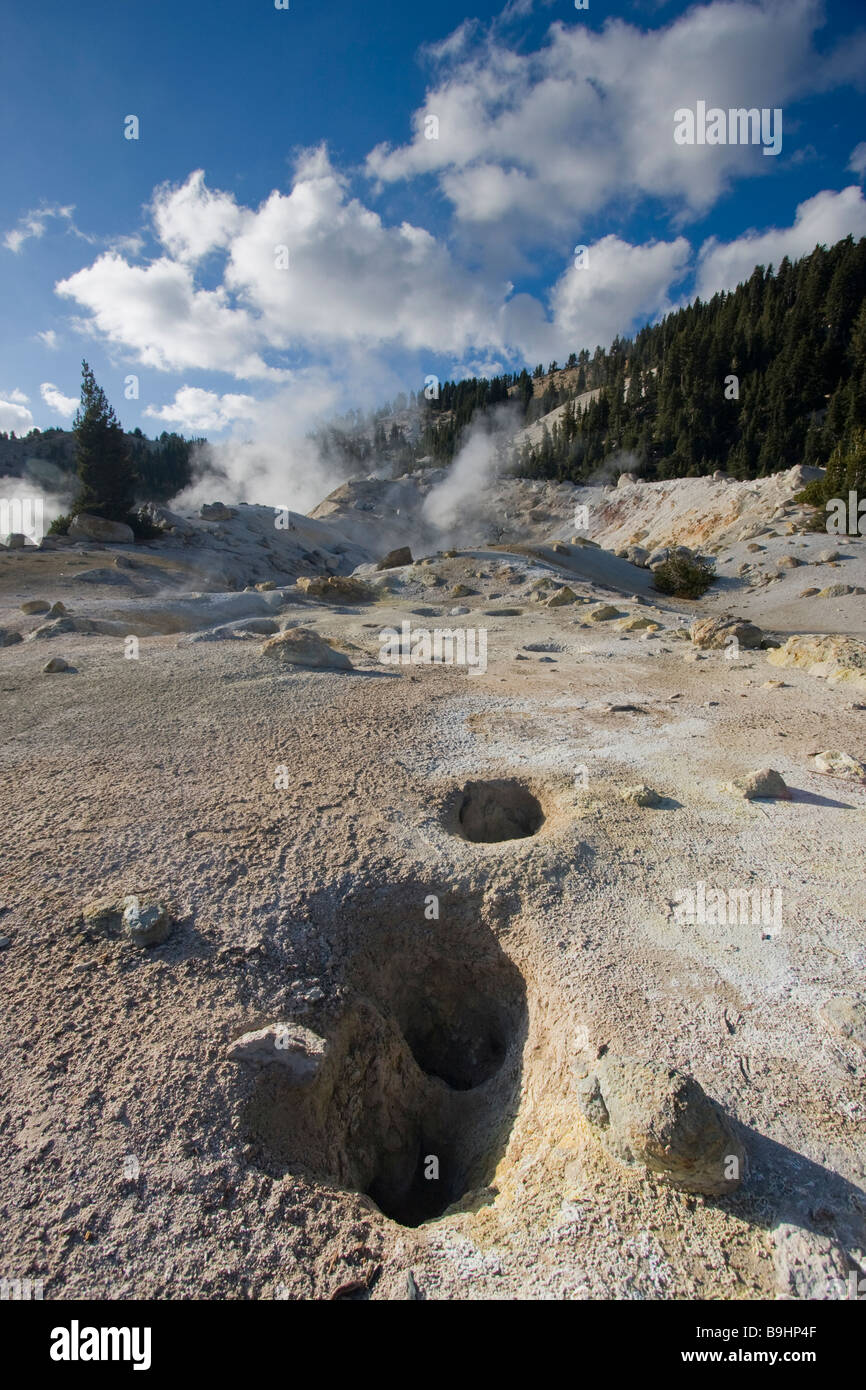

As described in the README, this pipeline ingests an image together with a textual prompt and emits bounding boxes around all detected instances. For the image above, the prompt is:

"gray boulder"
[121,897,174,947]
[691,615,764,650]
[724,767,790,800]
[262,627,352,670]
[68,513,135,544]
[577,1055,745,1195]
[376,546,413,570]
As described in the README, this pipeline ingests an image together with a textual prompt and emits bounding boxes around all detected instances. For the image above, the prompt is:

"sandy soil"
[1,494,864,1301]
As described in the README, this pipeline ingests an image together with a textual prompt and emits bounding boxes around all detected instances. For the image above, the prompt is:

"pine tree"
[73,361,137,520]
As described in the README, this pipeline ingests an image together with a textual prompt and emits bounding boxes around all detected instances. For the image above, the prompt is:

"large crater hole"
[457,779,544,843]
[244,905,528,1229]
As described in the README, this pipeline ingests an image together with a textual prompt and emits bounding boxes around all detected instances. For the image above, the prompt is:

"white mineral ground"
[0,463,864,1300]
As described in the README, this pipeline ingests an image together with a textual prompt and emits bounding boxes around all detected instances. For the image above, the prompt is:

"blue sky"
[2,0,865,455]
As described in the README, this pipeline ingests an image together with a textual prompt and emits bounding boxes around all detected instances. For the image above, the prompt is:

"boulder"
[122,897,174,947]
[620,784,663,807]
[43,656,73,673]
[724,767,790,800]
[296,575,373,603]
[546,585,578,607]
[818,583,861,598]
[78,897,124,937]
[626,545,650,567]
[2,533,29,549]
[68,513,135,544]
[376,546,413,570]
[21,600,50,614]
[577,1056,745,1195]
[588,604,622,622]
[136,503,194,537]
[0,628,23,647]
[813,750,866,781]
[691,616,764,650]
[262,627,353,670]
[766,634,866,694]
[48,601,68,616]
[226,1023,328,1083]
[776,554,802,569]
[200,502,237,521]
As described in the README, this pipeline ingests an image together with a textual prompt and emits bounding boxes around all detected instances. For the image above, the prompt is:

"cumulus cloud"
[849,142,866,177]
[54,157,706,388]
[695,185,866,297]
[39,382,78,419]
[55,252,282,380]
[0,391,34,432]
[36,329,59,350]
[55,154,511,375]
[367,0,861,246]
[144,386,258,433]
[539,234,692,358]
[151,170,245,264]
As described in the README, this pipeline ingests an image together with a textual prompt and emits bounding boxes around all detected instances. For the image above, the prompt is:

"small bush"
[652,553,716,599]
[47,514,71,535]
[793,480,827,507]
[128,511,162,540]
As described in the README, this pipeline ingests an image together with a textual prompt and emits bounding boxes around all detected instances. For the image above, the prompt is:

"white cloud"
[849,142,866,177]
[3,204,75,254]
[542,234,692,357]
[36,330,59,350]
[367,0,858,246]
[151,170,245,263]
[0,394,34,432]
[55,155,510,374]
[55,252,282,380]
[39,382,79,419]
[144,386,258,433]
[695,185,866,298]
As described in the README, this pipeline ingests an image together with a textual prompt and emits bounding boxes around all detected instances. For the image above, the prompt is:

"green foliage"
[795,428,866,506]
[652,553,716,599]
[128,511,163,540]
[47,513,71,535]
[73,361,137,520]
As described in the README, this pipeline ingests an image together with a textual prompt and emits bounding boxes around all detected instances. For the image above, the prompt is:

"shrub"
[652,553,716,598]
[47,514,71,535]
[128,512,163,540]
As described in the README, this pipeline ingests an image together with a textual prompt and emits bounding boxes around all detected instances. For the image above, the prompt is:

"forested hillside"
[0,424,204,503]
[320,235,866,487]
